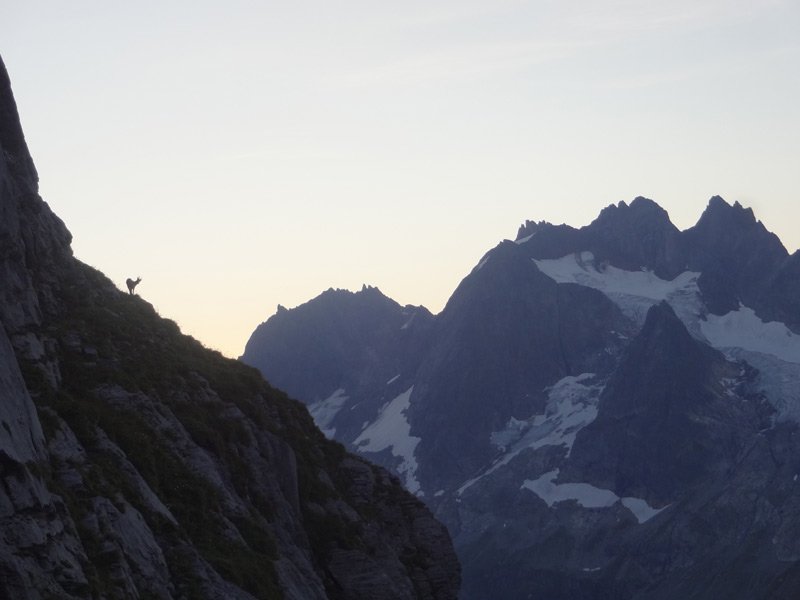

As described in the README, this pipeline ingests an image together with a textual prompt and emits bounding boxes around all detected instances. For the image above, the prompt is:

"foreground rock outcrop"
[0,55,460,600]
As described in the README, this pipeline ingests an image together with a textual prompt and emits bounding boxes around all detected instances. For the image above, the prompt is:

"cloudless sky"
[3,0,799,357]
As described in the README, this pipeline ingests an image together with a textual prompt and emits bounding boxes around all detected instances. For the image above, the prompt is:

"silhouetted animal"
[126,277,142,295]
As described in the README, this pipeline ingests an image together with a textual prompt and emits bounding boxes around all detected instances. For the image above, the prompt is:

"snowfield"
[700,305,800,365]
[521,469,666,524]
[354,387,422,494]
[458,374,603,495]
[533,251,704,333]
[307,388,348,438]
[535,252,800,422]
[490,373,603,457]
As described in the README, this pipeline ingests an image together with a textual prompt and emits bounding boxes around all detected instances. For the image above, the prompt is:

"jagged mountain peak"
[636,300,708,359]
[359,282,383,294]
[630,195,661,208]
[265,284,433,331]
[590,195,677,233]
[512,196,795,323]
[515,218,552,241]
[515,196,675,246]
[694,194,763,233]
[690,195,785,259]
[262,286,405,330]
[579,196,683,277]
[314,284,398,306]
[512,196,684,277]
[242,281,435,406]
[682,196,788,316]
[311,284,389,300]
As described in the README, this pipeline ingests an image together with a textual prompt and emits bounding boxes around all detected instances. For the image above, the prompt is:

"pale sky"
[3,0,799,358]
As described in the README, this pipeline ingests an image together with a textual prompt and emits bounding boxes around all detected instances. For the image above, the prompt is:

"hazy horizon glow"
[3,1,799,357]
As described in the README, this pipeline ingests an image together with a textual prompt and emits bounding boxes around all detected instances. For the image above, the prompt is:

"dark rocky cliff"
[409,240,628,493]
[567,302,761,503]
[0,56,460,600]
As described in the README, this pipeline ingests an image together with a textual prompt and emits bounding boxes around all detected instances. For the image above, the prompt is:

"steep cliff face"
[0,56,460,600]
[682,196,788,315]
[567,302,760,503]
[581,197,684,278]
[409,241,629,493]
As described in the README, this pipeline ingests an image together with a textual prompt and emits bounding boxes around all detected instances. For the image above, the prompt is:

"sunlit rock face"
[246,193,800,599]
[0,55,460,600]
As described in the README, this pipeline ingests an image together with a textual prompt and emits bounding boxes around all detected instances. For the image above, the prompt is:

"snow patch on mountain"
[308,388,348,438]
[701,306,800,365]
[401,313,416,330]
[491,373,603,456]
[515,234,534,245]
[720,348,800,422]
[458,374,603,495]
[533,251,704,334]
[521,469,666,524]
[354,387,421,494]
[620,497,667,524]
[695,307,800,421]
[474,254,491,271]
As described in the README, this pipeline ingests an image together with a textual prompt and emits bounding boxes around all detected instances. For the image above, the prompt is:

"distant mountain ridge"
[244,285,433,408]
[243,195,800,599]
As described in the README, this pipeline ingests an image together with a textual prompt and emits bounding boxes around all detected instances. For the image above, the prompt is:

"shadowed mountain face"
[0,56,460,600]
[243,286,434,410]
[244,194,800,599]
[565,301,754,503]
